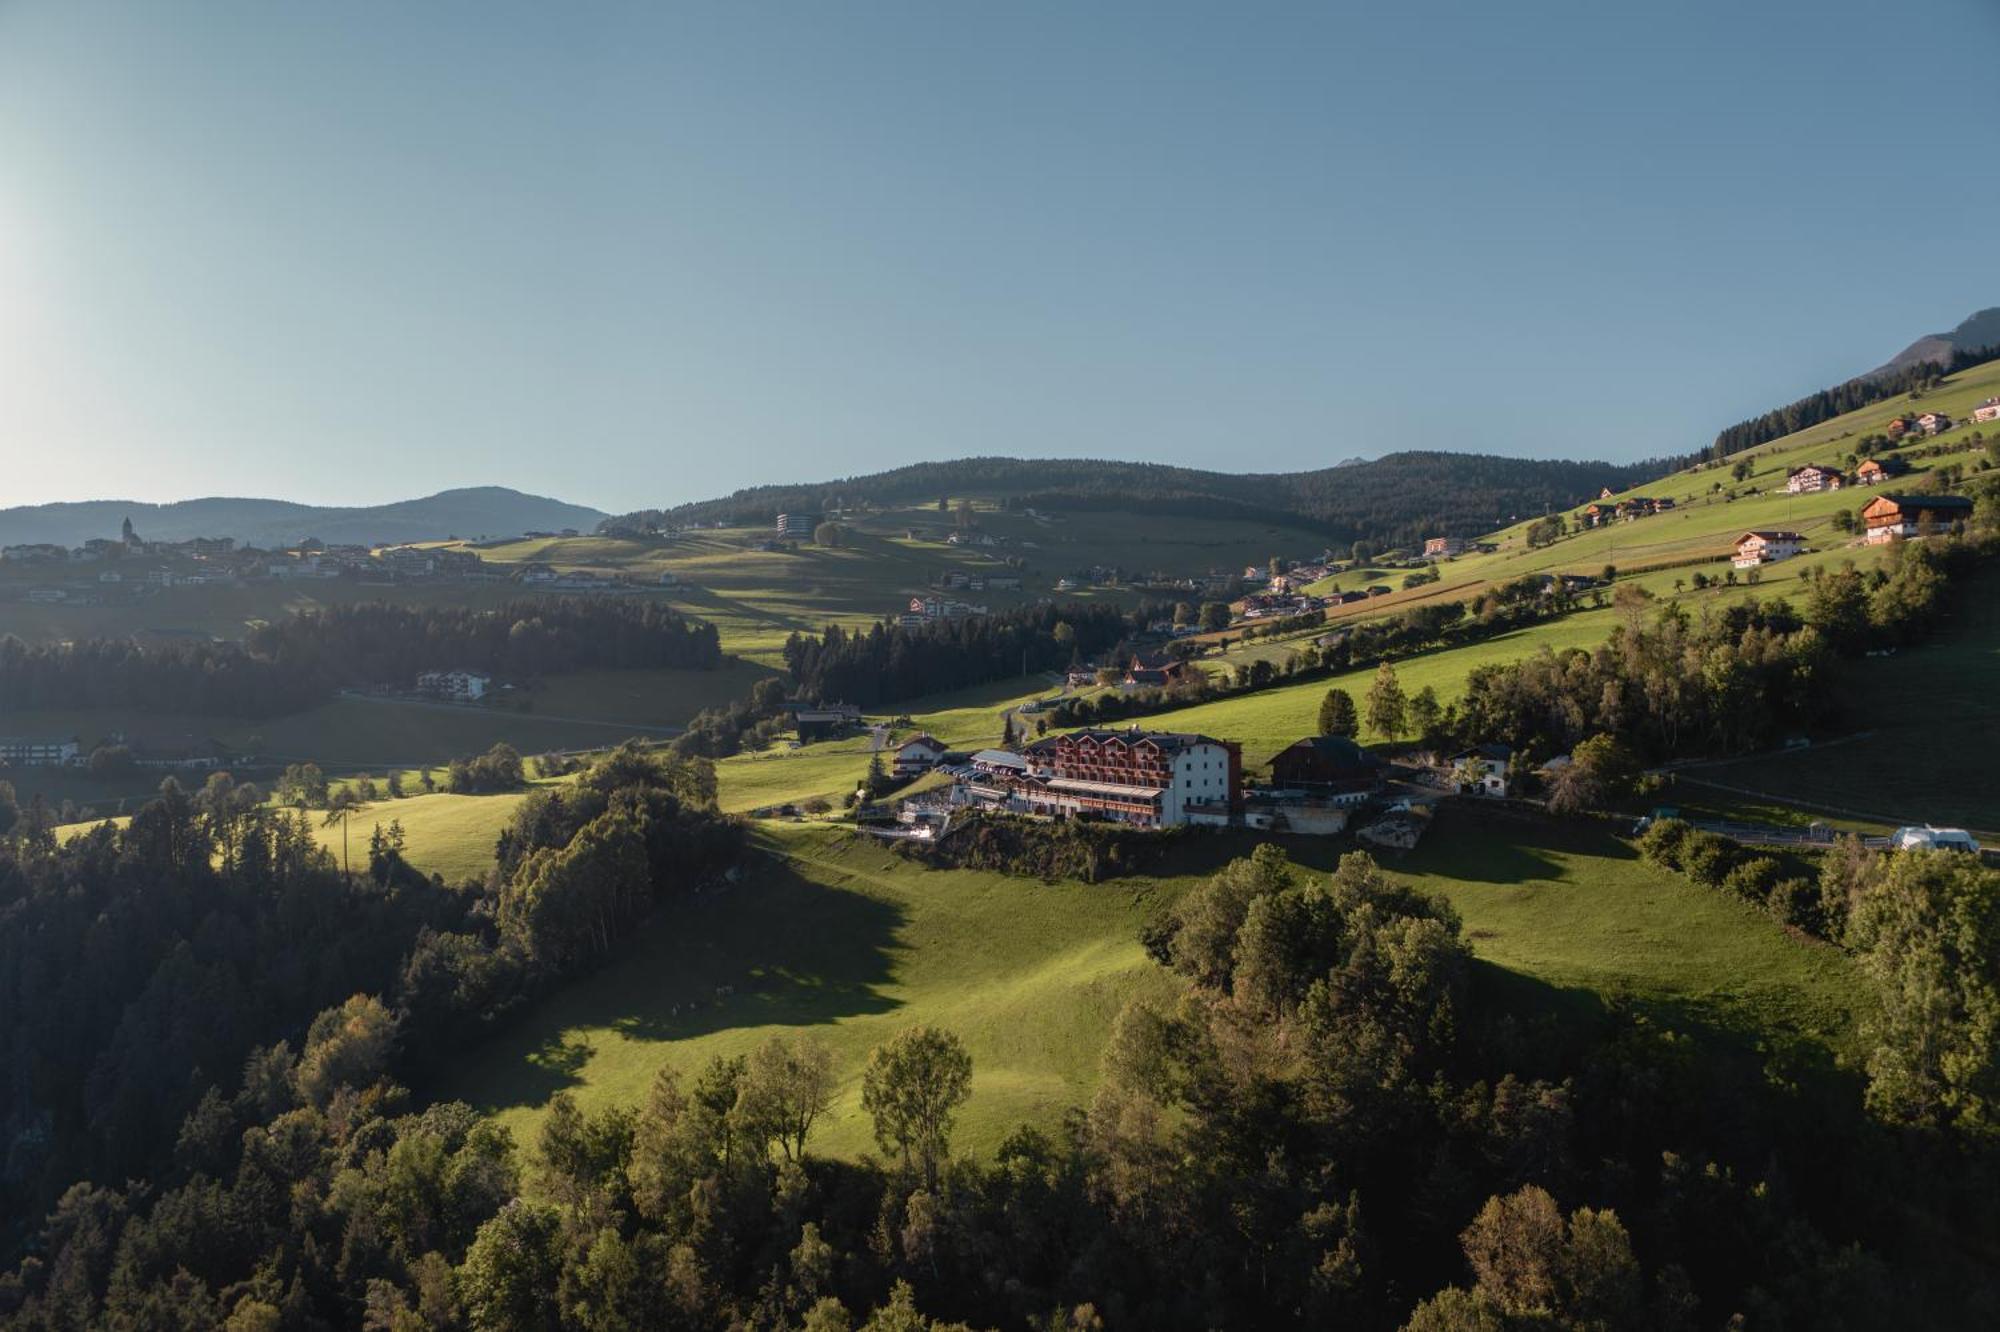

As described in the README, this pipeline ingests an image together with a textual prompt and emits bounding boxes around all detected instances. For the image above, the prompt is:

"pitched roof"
[1874,492,1973,511]
[1062,727,1231,753]
[1272,735,1376,767]
[1451,743,1513,762]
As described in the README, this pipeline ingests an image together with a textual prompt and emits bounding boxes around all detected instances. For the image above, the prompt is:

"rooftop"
[1062,727,1232,753]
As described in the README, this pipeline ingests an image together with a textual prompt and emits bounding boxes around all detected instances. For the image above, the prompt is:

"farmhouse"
[1733,530,1804,568]
[1917,412,1952,436]
[892,734,947,777]
[1973,396,2000,425]
[0,736,81,766]
[1423,536,1468,558]
[417,669,491,701]
[1860,493,1974,544]
[1785,465,1843,494]
[791,701,863,741]
[1885,416,1916,439]
[1854,456,1908,485]
[1123,651,1190,688]
[1449,743,1513,797]
[1266,735,1382,802]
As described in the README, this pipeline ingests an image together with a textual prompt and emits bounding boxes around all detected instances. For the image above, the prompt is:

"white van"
[1892,826,1982,854]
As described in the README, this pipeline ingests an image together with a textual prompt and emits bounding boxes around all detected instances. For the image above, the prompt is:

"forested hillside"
[1710,342,2000,461]
[606,452,1668,549]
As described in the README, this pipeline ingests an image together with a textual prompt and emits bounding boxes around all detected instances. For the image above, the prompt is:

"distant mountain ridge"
[607,452,1667,549]
[0,486,607,549]
[1873,306,2000,378]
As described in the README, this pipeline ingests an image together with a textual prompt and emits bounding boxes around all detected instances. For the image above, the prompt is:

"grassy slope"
[1675,563,2000,836]
[1417,357,2000,601]
[436,824,1187,1159]
[314,790,536,883]
[434,811,1864,1163]
[470,505,1332,668]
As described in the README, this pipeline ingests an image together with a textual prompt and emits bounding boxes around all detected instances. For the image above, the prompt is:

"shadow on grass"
[671,584,820,636]
[1466,955,1856,1089]
[1403,803,1643,883]
[452,851,908,1111]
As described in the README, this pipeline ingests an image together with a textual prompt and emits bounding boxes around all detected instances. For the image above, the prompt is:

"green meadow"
[434,808,1865,1163]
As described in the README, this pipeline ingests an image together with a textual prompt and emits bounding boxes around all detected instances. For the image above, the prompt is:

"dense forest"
[604,452,1671,550]
[780,602,1133,708]
[1707,342,2000,460]
[0,746,738,1267]
[4,823,1995,1328]
[0,599,721,719]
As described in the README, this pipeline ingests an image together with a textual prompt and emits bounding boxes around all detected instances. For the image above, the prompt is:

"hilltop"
[605,451,1667,550]
[0,485,607,549]
[1873,305,2000,378]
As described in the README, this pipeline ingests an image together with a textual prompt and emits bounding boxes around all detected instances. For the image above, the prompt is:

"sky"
[2,1,1996,514]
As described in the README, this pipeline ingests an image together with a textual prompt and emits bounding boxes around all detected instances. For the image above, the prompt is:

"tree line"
[0,597,722,719]
[780,602,1133,709]
[1455,537,1975,763]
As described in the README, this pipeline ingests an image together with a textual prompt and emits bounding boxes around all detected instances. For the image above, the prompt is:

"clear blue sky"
[2,1,1995,513]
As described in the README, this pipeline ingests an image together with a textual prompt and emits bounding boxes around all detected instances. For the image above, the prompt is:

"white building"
[0,736,81,766]
[417,669,491,701]
[1733,530,1804,568]
[1449,744,1512,798]
[893,734,948,777]
[1784,465,1842,494]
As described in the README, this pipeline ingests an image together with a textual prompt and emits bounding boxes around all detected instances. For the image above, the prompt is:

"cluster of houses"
[1,522,501,603]
[895,727,1254,831]
[1885,411,1957,439]
[1728,492,1974,567]
[511,562,648,592]
[1064,650,1200,690]
[1786,457,1926,492]
[880,722,1540,844]
[1578,494,1675,528]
